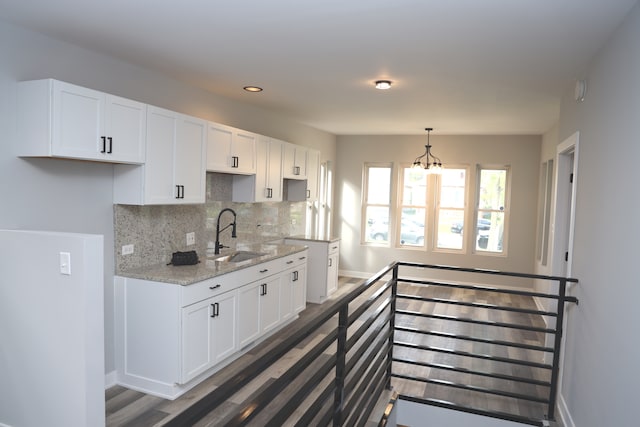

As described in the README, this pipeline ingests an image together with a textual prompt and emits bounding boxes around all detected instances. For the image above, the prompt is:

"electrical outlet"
[122,244,134,255]
[186,232,195,246]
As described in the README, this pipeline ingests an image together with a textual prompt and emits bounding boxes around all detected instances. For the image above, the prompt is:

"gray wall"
[333,134,541,285]
[553,3,640,426]
[0,19,336,376]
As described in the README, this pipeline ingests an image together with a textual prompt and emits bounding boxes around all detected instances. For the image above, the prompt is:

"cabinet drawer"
[328,241,340,255]
[181,258,283,307]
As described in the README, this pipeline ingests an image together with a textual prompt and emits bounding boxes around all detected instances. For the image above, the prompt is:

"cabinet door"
[211,290,238,364]
[259,276,282,335]
[292,262,307,314]
[233,130,257,174]
[238,282,261,348]
[207,123,256,174]
[280,269,294,323]
[175,116,207,203]
[181,299,214,382]
[327,251,339,296]
[145,106,178,204]
[104,94,146,163]
[266,139,283,201]
[52,80,104,159]
[282,143,307,179]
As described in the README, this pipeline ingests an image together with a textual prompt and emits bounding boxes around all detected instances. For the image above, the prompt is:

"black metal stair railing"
[391,262,579,427]
[165,261,577,426]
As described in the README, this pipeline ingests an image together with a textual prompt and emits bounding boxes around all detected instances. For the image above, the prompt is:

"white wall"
[0,19,336,376]
[554,3,640,426]
[334,134,541,285]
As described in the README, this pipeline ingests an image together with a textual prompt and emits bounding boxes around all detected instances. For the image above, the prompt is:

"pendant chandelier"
[412,128,443,174]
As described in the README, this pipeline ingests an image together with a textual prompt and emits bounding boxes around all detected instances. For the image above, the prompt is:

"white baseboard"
[105,370,118,389]
[557,393,575,427]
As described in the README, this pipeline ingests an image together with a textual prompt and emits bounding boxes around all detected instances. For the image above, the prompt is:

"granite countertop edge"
[116,243,308,286]
[285,234,341,243]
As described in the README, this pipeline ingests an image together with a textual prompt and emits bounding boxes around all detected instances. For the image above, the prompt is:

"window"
[362,164,392,244]
[436,168,467,250]
[398,167,428,247]
[476,167,509,253]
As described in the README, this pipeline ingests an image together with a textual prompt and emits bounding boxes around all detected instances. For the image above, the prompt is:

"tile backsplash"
[115,173,307,273]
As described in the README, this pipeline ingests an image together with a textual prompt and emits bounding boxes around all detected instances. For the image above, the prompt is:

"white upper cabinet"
[232,136,283,202]
[206,122,257,175]
[286,148,320,202]
[17,79,146,164]
[282,142,307,179]
[113,106,207,205]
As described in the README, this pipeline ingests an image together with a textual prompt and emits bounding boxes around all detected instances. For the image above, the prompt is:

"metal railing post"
[548,278,568,421]
[333,304,349,426]
[387,265,398,389]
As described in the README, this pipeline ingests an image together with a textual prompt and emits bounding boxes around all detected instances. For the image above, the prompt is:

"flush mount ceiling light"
[243,85,263,92]
[412,128,443,174]
[374,80,392,90]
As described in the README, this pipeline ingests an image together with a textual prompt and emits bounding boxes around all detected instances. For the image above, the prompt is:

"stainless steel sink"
[211,251,266,263]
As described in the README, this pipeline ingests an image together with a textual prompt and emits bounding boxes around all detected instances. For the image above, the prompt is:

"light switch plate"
[60,252,71,275]
[122,244,134,255]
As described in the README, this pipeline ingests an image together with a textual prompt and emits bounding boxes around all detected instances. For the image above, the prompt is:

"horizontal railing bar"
[398,394,548,427]
[356,365,390,427]
[397,309,556,334]
[293,379,336,427]
[346,322,392,378]
[391,372,550,404]
[397,293,558,317]
[346,297,392,353]
[344,349,390,427]
[347,279,393,328]
[227,330,339,425]
[394,340,553,370]
[395,325,554,353]
[399,277,570,303]
[345,358,391,427]
[268,353,338,426]
[393,356,551,387]
[397,261,578,283]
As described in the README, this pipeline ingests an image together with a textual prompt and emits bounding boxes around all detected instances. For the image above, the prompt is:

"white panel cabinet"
[113,106,207,205]
[181,289,237,383]
[232,136,283,202]
[282,142,307,179]
[17,79,146,163]
[286,148,321,201]
[115,250,307,399]
[207,122,257,174]
[285,239,339,304]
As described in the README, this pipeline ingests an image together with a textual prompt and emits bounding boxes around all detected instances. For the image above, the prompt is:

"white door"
[259,276,282,334]
[182,299,214,382]
[238,282,261,347]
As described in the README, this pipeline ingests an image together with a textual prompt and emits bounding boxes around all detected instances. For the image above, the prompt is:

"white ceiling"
[0,0,636,135]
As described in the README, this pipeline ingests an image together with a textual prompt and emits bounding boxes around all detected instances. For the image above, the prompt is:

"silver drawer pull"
[209,284,221,290]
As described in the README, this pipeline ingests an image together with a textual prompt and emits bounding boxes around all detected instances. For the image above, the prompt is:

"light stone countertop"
[116,243,308,286]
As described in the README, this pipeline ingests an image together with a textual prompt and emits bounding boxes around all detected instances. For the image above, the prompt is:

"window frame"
[361,162,394,246]
[433,164,470,253]
[395,164,430,249]
[474,164,511,255]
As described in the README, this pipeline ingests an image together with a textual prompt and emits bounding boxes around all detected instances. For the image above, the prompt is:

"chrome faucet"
[214,208,237,254]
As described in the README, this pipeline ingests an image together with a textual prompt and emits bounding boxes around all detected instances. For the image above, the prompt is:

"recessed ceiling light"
[374,80,392,90]
[243,86,263,92]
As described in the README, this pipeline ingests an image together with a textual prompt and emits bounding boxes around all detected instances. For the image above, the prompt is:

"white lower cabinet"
[115,249,308,399]
[285,239,339,304]
[181,290,237,383]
